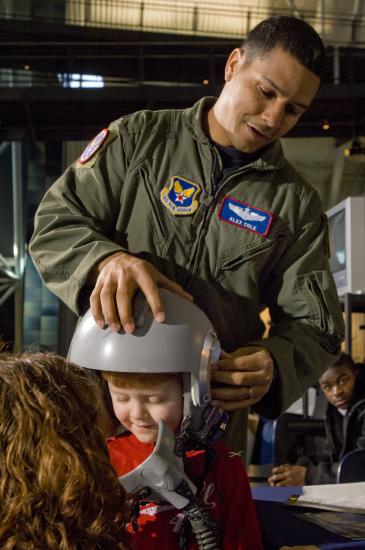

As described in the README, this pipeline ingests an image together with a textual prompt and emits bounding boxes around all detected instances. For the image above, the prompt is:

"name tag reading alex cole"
[219,196,273,237]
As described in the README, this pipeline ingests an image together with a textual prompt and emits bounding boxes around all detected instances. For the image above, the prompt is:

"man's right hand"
[268,464,307,487]
[88,251,193,333]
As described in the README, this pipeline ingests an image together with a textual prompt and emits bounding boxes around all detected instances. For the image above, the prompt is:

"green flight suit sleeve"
[251,192,344,418]
[29,123,130,315]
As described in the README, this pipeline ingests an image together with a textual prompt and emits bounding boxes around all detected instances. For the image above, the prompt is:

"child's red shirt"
[107,432,263,550]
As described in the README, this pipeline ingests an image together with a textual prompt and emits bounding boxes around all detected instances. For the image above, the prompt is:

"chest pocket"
[214,223,288,283]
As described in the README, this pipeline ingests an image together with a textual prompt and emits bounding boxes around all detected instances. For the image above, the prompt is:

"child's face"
[108,377,183,444]
[319,365,357,410]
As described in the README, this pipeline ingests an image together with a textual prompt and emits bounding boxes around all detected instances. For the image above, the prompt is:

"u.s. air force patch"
[219,196,273,236]
[160,176,201,216]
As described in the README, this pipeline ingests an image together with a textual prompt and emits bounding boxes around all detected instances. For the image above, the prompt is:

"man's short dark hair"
[333,352,357,371]
[240,15,326,79]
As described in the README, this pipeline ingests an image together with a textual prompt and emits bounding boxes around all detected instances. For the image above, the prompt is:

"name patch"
[219,196,273,236]
[160,176,201,216]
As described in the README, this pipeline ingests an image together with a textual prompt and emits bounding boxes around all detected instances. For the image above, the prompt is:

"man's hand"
[268,464,307,487]
[210,346,274,411]
[89,251,192,333]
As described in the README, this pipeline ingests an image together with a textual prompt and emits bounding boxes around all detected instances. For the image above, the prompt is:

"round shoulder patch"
[79,128,109,164]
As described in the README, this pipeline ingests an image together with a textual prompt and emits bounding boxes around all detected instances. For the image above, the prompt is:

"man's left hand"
[210,346,274,411]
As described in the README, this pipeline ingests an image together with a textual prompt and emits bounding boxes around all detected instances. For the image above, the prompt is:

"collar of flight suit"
[183,96,288,173]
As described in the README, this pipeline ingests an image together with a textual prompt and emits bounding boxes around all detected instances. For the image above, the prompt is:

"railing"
[0,69,106,88]
[1,0,365,46]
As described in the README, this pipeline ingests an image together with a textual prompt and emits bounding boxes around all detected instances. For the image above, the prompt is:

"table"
[252,486,365,550]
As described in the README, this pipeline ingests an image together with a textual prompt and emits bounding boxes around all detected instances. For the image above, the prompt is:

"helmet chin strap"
[175,373,229,454]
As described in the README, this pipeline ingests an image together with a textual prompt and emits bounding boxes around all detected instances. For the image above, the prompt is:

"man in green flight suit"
[29,15,344,456]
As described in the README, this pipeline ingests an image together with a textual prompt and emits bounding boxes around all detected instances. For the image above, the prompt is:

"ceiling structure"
[62,0,365,45]
[0,0,364,141]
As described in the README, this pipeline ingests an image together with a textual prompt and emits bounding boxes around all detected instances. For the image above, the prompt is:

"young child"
[0,352,130,550]
[268,352,365,486]
[69,289,263,550]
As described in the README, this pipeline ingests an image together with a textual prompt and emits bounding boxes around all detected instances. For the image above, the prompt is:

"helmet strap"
[176,390,229,456]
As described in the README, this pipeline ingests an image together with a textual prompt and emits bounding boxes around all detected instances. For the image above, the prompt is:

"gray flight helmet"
[68,288,221,408]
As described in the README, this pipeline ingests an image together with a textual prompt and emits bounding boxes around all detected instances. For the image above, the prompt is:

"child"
[69,289,263,550]
[268,352,365,486]
[0,352,130,550]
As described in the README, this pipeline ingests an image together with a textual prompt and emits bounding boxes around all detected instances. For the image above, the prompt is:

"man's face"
[108,377,183,444]
[210,46,320,152]
[319,366,357,410]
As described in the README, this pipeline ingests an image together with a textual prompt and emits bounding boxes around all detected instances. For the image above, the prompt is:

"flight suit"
[30,97,344,455]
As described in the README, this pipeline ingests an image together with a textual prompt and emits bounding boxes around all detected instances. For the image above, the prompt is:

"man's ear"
[225,48,244,82]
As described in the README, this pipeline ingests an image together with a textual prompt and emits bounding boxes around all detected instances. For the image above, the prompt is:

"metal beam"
[0,140,26,352]
[0,284,15,308]
[11,141,24,352]
[351,0,362,43]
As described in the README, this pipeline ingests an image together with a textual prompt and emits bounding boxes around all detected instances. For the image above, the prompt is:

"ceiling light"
[343,138,365,157]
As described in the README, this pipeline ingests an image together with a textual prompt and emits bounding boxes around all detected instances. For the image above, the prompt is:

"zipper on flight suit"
[184,145,220,275]
[186,151,257,277]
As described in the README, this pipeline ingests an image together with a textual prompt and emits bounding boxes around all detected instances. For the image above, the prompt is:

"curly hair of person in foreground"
[0,352,131,550]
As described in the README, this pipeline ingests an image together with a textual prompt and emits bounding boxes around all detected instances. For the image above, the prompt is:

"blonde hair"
[0,353,130,550]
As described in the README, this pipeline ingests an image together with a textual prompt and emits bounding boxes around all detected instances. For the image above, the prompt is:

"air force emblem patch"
[160,176,201,216]
[219,196,273,236]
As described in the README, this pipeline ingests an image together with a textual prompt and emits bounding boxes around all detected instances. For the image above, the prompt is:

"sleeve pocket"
[297,270,344,348]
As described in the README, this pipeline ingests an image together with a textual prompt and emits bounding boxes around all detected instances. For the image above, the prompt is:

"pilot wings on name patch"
[218,196,273,236]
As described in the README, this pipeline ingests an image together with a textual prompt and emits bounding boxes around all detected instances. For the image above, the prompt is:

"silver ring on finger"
[248,386,254,400]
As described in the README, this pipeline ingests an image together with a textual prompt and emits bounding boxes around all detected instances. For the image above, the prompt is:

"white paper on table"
[286,482,365,514]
